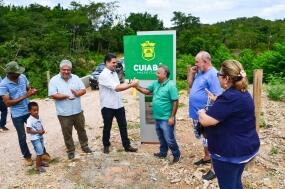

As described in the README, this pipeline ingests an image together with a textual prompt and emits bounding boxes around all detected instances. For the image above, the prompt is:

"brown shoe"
[25,158,33,166]
[42,153,51,161]
[125,146,138,153]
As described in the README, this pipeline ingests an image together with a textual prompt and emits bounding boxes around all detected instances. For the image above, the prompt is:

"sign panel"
[123,30,176,143]
[124,35,173,80]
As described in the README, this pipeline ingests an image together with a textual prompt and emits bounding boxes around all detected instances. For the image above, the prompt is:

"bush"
[238,49,256,82]
[176,80,188,91]
[211,44,234,68]
[253,51,283,82]
[176,54,194,80]
[266,73,285,101]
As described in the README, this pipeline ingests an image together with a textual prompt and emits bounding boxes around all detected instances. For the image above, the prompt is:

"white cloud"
[174,0,237,12]
[146,0,171,9]
[2,0,285,26]
[260,4,285,17]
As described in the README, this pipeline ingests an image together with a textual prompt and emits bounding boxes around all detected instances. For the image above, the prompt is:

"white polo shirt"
[98,67,123,109]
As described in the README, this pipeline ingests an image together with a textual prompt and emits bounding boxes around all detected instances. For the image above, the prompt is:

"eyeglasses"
[217,72,226,77]
[60,68,71,72]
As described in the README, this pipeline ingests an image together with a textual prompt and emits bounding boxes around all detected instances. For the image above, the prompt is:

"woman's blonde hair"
[221,60,248,92]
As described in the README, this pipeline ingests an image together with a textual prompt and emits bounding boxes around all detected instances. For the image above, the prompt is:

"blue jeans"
[12,114,31,158]
[155,119,180,158]
[0,98,7,128]
[212,158,246,189]
[31,138,45,155]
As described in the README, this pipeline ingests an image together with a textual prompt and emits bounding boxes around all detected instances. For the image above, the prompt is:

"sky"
[3,0,285,27]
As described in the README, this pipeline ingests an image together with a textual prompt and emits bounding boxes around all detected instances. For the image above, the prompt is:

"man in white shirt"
[99,53,138,154]
[48,60,92,159]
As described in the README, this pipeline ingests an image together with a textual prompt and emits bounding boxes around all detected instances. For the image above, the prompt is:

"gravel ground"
[0,88,284,189]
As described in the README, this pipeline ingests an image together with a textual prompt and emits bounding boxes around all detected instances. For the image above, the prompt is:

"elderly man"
[188,51,222,180]
[135,65,180,164]
[0,61,37,166]
[99,53,138,154]
[48,59,92,159]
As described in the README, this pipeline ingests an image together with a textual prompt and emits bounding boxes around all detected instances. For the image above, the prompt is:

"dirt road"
[0,88,284,189]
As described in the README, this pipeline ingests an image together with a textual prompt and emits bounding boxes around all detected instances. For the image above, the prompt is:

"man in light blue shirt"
[0,61,37,166]
[188,51,222,180]
[48,59,92,159]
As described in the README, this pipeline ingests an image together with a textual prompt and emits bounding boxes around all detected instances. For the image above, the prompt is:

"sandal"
[194,158,211,165]
[202,170,216,180]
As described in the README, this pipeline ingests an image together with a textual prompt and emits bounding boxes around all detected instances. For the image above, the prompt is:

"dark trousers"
[0,98,7,128]
[101,107,130,149]
[212,158,246,189]
[58,111,88,153]
[12,114,31,158]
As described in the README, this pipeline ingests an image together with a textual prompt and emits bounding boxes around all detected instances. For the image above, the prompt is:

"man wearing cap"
[48,59,92,159]
[0,61,37,166]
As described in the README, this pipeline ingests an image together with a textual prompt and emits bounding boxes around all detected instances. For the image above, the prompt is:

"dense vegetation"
[0,1,284,99]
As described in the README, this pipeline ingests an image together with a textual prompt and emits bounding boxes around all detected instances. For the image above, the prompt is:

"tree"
[125,12,164,32]
[171,11,200,32]
[238,49,256,82]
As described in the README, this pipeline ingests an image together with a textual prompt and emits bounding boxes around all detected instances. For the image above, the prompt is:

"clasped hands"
[129,79,139,88]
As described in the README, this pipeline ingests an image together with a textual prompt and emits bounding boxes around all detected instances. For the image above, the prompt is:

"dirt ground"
[0,87,284,189]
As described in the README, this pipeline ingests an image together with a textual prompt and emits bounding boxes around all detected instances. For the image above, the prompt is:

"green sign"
[124,35,173,80]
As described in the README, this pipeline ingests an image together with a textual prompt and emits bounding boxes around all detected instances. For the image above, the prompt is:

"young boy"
[26,102,49,172]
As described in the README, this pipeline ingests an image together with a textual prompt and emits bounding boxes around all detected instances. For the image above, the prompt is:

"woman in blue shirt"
[198,60,260,189]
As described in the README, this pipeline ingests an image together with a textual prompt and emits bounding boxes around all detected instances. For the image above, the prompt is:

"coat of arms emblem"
[141,41,156,61]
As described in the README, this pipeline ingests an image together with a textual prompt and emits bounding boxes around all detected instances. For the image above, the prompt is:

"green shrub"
[176,54,194,80]
[238,49,256,82]
[266,73,285,101]
[176,80,188,91]
[211,44,234,68]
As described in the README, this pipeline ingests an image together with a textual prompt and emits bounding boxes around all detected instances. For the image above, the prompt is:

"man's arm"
[171,100,178,117]
[71,89,86,97]
[2,88,37,107]
[71,77,87,97]
[135,85,152,95]
[115,79,139,92]
[50,93,70,100]
[48,78,76,100]
[187,66,197,88]
[168,100,178,126]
